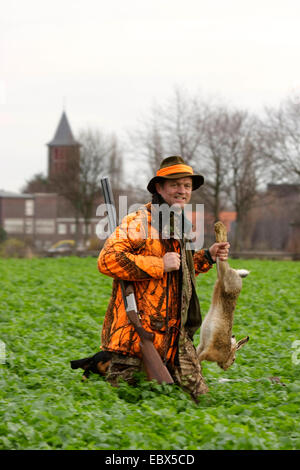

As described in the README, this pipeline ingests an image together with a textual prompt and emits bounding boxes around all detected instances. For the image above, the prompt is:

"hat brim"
[147,173,204,194]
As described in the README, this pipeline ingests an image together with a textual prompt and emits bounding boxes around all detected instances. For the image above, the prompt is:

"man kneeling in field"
[72,156,229,401]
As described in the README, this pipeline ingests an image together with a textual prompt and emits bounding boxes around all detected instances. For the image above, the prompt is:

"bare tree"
[129,88,209,189]
[162,88,209,165]
[52,128,123,244]
[128,103,166,180]
[256,95,300,251]
[195,107,264,250]
[129,89,264,250]
[225,111,258,250]
[22,172,55,194]
[197,106,233,221]
[261,95,300,183]
[108,134,123,189]
[78,128,124,242]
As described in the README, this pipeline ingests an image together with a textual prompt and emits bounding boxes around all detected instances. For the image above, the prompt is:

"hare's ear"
[236,336,249,350]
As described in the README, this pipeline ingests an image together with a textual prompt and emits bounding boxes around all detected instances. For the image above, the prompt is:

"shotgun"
[100,176,174,384]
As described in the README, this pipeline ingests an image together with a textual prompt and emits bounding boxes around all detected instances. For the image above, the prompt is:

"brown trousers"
[105,328,208,400]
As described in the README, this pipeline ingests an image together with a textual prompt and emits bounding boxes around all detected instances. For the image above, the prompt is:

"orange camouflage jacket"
[98,202,213,364]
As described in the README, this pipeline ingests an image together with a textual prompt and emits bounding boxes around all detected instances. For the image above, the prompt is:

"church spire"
[47,111,81,180]
[47,111,79,147]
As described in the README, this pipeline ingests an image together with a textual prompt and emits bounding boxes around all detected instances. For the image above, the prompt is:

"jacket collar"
[147,196,194,242]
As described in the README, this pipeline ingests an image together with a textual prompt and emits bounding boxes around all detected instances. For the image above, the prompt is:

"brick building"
[0,112,101,251]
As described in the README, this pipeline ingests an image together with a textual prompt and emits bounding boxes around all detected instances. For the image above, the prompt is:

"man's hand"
[163,252,181,272]
[209,242,230,262]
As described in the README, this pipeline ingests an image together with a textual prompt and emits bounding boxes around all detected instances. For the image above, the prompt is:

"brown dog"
[70,351,112,380]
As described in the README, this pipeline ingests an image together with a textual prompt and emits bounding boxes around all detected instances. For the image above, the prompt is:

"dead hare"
[197,221,249,370]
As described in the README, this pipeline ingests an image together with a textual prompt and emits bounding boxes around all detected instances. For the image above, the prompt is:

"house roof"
[0,190,34,199]
[47,111,80,147]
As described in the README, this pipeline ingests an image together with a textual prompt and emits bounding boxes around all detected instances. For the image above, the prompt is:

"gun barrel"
[101,176,128,309]
[101,176,117,235]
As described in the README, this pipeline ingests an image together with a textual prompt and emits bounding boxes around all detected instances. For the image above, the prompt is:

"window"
[3,219,24,233]
[35,219,55,234]
[82,224,91,235]
[58,223,67,235]
[25,200,34,216]
[70,224,76,234]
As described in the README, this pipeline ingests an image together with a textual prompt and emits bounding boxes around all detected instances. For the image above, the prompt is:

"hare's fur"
[197,223,249,370]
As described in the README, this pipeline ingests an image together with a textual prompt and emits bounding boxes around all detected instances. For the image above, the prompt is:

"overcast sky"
[1,0,300,192]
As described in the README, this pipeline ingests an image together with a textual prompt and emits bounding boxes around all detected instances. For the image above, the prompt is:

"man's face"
[155,177,193,209]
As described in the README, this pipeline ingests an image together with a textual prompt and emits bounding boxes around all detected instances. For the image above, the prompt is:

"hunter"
[98,156,229,400]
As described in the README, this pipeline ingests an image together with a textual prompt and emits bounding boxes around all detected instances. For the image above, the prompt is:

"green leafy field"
[0,257,300,450]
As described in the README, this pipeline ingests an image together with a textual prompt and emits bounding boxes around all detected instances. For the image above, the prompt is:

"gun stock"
[101,177,174,384]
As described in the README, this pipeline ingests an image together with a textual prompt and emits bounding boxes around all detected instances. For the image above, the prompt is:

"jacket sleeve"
[193,249,214,275]
[98,211,164,281]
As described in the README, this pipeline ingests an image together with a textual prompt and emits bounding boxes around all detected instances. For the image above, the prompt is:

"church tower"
[47,111,81,180]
